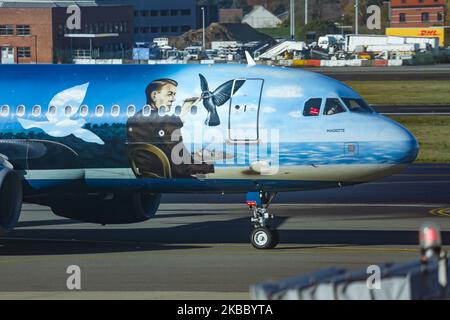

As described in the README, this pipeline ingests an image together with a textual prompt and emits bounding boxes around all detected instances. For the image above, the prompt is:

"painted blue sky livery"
[0,64,419,249]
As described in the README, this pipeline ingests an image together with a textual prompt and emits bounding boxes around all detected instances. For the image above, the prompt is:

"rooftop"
[0,0,111,7]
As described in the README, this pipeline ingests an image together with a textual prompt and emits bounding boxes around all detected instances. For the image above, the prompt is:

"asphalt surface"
[0,164,449,299]
[307,64,450,81]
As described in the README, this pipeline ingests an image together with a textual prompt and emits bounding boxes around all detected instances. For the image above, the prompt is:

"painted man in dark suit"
[127,78,214,179]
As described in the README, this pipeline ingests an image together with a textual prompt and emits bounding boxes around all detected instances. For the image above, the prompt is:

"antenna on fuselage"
[245,51,256,67]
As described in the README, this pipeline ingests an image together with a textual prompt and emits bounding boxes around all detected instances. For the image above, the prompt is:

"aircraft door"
[228,78,264,142]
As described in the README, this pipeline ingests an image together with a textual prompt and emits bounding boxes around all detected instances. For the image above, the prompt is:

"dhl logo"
[420,30,439,36]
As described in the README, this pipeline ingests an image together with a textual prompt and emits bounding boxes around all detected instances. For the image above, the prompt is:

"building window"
[16,25,31,36]
[0,25,14,35]
[399,13,406,23]
[181,25,191,32]
[170,10,179,16]
[437,12,443,22]
[161,26,169,33]
[422,12,430,22]
[171,26,179,33]
[141,10,149,17]
[17,47,31,58]
[181,9,191,16]
[150,10,158,17]
[161,10,169,16]
[151,27,159,33]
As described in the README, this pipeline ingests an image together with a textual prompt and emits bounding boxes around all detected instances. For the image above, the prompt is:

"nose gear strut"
[246,191,279,249]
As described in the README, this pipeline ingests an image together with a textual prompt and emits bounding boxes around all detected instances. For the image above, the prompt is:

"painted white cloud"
[49,83,89,118]
[288,111,302,118]
[262,106,277,113]
[18,83,105,145]
[265,86,303,98]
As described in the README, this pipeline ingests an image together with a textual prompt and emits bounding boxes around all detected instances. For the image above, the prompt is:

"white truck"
[317,36,337,50]
[345,34,438,53]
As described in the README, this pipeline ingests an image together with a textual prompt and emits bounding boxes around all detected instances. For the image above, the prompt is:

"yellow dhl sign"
[386,28,450,47]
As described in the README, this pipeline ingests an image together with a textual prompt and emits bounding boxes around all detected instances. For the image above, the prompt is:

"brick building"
[0,1,134,64]
[390,0,446,27]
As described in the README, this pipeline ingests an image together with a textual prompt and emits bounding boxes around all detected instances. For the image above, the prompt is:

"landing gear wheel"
[270,227,280,245]
[251,227,278,250]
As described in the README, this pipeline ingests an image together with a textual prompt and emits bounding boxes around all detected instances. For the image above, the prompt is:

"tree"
[304,19,339,36]
[445,0,450,25]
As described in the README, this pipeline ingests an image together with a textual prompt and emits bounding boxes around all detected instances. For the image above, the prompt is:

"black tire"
[0,169,22,236]
[270,227,280,246]
[251,227,278,250]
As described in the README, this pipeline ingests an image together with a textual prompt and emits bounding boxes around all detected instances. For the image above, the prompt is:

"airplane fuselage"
[0,64,419,196]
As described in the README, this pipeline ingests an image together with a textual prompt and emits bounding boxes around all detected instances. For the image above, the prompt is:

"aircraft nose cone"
[378,121,419,164]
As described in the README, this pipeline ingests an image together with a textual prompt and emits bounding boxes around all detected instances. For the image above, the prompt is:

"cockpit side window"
[341,98,374,113]
[324,98,346,116]
[303,98,322,117]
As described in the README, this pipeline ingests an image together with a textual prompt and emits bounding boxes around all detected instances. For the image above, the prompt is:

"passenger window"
[48,105,57,116]
[303,98,322,117]
[111,104,120,117]
[80,105,89,117]
[324,99,346,116]
[174,105,182,116]
[127,105,136,117]
[65,105,73,116]
[32,105,41,117]
[191,105,198,115]
[158,105,166,116]
[341,98,373,113]
[95,105,104,117]
[16,105,25,117]
[142,104,151,117]
[1,105,9,117]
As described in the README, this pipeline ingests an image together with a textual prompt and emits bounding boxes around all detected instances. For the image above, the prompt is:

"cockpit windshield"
[341,98,374,113]
[324,98,346,115]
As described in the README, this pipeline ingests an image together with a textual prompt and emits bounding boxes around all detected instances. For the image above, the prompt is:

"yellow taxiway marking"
[430,207,450,217]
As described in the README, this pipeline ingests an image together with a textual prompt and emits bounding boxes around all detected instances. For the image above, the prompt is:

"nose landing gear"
[247,191,279,249]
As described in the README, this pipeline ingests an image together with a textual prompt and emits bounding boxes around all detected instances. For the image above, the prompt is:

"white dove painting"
[17,83,105,145]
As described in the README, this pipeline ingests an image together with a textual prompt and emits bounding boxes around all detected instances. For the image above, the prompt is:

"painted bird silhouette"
[18,83,104,145]
[199,74,245,126]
